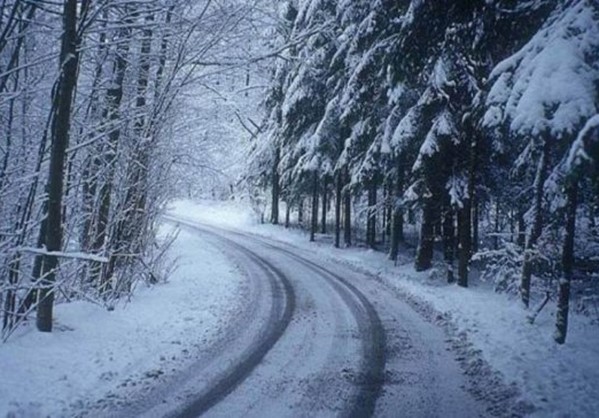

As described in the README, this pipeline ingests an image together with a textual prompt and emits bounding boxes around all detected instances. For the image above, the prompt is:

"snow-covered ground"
[0,223,247,417]
[2,198,597,417]
[169,199,599,418]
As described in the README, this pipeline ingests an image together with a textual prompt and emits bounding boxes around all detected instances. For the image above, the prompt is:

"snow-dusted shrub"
[472,242,523,293]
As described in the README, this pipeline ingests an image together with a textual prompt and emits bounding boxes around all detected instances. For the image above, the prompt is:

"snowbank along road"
[115,216,486,418]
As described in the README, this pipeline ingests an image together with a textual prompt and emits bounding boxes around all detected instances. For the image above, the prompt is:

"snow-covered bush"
[472,242,523,293]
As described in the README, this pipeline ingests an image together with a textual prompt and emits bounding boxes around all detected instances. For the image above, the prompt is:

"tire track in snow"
[225,229,387,418]
[167,222,296,418]
[188,223,386,418]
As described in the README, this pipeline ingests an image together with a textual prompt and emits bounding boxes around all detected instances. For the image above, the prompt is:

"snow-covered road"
[115,217,486,417]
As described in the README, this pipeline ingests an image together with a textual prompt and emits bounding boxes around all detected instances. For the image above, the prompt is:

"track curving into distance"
[108,216,486,418]
[172,230,297,418]
[169,219,387,418]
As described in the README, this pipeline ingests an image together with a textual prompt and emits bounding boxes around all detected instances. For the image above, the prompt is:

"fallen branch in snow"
[18,247,109,263]
[527,291,551,324]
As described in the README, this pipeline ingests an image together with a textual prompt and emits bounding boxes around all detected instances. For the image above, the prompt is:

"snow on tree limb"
[485,0,599,138]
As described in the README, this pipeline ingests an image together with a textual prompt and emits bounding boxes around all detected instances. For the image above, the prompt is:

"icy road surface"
[114,217,485,418]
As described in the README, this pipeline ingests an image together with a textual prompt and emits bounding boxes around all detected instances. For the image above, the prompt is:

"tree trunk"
[494,202,500,250]
[415,199,435,271]
[443,203,455,283]
[457,201,471,287]
[517,209,526,248]
[37,0,82,332]
[367,180,377,248]
[343,172,352,247]
[91,20,131,288]
[271,147,280,224]
[520,141,549,308]
[310,173,319,242]
[298,199,304,224]
[335,174,341,248]
[321,176,327,233]
[457,123,479,288]
[389,160,404,261]
[554,181,578,344]
[384,184,392,244]
[285,202,290,228]
[472,197,479,254]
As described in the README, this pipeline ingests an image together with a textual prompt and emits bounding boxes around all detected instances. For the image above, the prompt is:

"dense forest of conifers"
[249,0,599,344]
[1,0,597,346]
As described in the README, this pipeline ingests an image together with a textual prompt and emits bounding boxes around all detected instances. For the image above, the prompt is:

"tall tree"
[37,0,90,332]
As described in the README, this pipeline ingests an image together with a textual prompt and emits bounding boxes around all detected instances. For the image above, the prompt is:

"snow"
[166,199,257,229]
[3,198,597,417]
[566,113,599,170]
[0,222,247,417]
[169,199,599,418]
[391,105,421,150]
[412,111,454,171]
[485,0,599,138]
[17,247,109,263]
[446,174,468,208]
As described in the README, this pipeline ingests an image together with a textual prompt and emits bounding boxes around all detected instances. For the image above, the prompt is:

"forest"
[1,0,598,416]
[0,0,271,340]
[0,0,598,345]
[248,0,599,345]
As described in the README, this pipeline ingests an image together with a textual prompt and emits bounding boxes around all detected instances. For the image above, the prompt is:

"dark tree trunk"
[321,176,327,234]
[335,174,342,248]
[415,200,435,271]
[298,200,304,224]
[343,172,352,247]
[310,173,319,242]
[382,183,395,243]
[37,0,82,332]
[285,202,290,228]
[271,147,280,225]
[104,8,152,289]
[472,197,479,253]
[20,199,48,315]
[517,209,526,248]
[443,202,455,283]
[457,124,478,288]
[457,201,471,287]
[366,180,377,248]
[92,21,130,288]
[494,202,500,250]
[521,141,549,308]
[554,182,578,344]
[389,204,404,262]
[389,160,404,261]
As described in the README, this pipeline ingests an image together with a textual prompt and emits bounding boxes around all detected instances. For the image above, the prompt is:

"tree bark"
[494,202,500,250]
[443,202,455,283]
[457,201,471,287]
[37,0,81,332]
[517,209,526,248]
[310,172,319,242]
[389,159,404,261]
[520,141,549,308]
[343,172,352,247]
[366,180,377,248]
[271,147,280,224]
[415,199,435,271]
[335,174,342,248]
[285,202,290,228]
[457,122,479,287]
[321,176,327,233]
[554,181,578,344]
[472,197,479,254]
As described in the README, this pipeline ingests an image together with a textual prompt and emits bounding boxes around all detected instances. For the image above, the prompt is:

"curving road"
[115,218,485,418]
